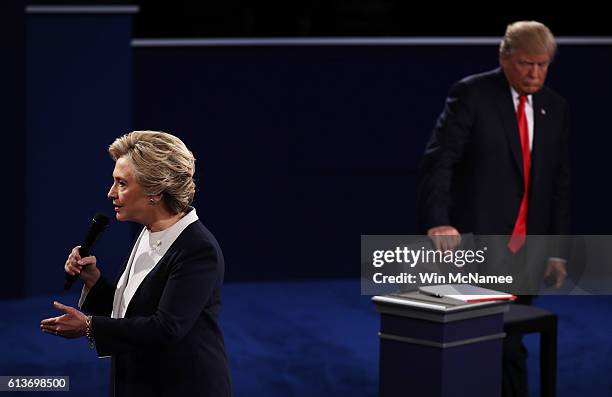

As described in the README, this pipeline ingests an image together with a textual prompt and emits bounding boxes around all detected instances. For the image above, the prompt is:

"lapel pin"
[541,108,546,115]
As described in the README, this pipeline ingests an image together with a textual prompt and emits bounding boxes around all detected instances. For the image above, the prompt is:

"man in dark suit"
[417,21,570,396]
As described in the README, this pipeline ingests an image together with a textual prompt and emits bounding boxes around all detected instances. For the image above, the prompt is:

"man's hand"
[544,258,568,288]
[40,301,88,338]
[427,225,461,252]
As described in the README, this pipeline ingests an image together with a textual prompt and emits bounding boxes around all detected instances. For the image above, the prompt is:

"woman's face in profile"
[107,156,151,224]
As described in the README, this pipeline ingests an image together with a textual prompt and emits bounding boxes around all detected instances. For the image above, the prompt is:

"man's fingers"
[554,272,565,288]
[428,226,461,252]
[544,266,552,277]
[454,235,462,248]
[440,237,449,252]
[432,236,443,251]
[445,235,460,251]
[556,269,567,288]
[439,237,450,252]
[440,236,459,252]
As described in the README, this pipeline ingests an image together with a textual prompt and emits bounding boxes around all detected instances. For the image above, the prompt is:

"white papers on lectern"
[419,284,516,302]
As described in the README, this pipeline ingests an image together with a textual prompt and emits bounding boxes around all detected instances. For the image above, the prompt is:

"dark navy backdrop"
[134,44,612,281]
[2,1,26,298]
[11,4,612,294]
[4,6,612,396]
[25,11,135,296]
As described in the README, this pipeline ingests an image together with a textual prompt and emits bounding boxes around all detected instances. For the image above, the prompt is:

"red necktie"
[508,95,530,253]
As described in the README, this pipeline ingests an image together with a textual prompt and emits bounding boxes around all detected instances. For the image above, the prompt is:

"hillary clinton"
[41,131,232,397]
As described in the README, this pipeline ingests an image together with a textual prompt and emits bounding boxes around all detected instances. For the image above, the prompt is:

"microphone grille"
[93,212,110,227]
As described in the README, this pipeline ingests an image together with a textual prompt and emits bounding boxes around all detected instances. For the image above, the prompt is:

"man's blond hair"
[500,21,557,59]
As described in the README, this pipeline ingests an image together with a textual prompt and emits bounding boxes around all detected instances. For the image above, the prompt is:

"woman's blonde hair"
[500,21,557,59]
[109,130,196,214]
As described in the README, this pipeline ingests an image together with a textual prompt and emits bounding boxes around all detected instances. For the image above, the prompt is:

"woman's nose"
[107,184,116,199]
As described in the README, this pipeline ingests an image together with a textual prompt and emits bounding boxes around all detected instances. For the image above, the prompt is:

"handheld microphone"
[63,213,110,290]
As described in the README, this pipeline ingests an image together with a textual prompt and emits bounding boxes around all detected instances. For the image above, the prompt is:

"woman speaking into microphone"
[41,131,232,397]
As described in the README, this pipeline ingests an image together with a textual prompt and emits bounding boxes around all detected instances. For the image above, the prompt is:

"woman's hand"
[65,245,101,289]
[40,301,88,338]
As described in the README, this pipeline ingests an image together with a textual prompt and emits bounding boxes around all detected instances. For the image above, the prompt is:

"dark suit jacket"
[82,219,232,397]
[417,68,570,237]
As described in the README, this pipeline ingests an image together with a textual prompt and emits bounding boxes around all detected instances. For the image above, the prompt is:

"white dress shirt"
[510,86,534,151]
[79,208,199,317]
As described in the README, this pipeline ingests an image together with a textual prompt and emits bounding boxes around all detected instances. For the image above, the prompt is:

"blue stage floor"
[0,279,610,396]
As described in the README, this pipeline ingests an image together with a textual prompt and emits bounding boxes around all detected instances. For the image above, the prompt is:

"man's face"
[500,49,551,95]
[107,156,150,223]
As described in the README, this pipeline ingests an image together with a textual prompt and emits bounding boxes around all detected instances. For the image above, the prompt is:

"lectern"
[372,291,509,397]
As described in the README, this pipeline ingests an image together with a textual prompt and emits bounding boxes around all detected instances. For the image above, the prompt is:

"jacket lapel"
[492,70,523,177]
[530,92,548,187]
[111,227,146,318]
[113,227,146,285]
[123,226,191,317]
[122,248,174,318]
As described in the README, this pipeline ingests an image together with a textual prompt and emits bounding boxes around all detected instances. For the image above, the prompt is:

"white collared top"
[79,208,199,318]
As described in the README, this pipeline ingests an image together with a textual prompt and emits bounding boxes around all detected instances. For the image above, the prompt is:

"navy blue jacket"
[417,68,570,236]
[82,220,231,397]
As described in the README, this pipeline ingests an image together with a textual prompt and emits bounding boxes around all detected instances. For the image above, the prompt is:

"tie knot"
[518,95,528,106]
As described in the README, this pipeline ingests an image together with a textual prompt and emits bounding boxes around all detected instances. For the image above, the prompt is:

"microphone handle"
[64,272,78,290]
